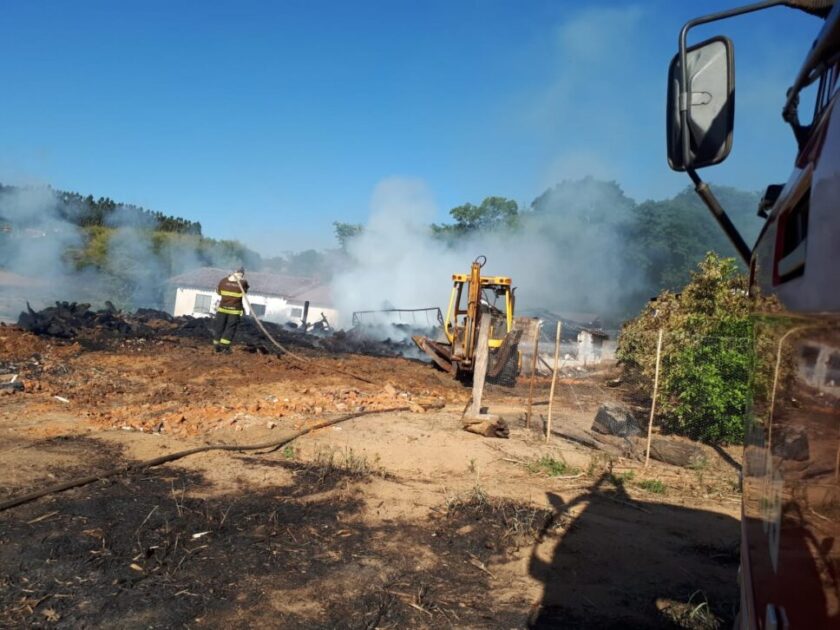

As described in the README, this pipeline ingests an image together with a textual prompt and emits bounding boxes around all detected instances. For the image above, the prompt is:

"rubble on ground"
[1,314,463,437]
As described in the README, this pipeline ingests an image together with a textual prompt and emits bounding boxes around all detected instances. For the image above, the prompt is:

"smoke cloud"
[0,185,240,320]
[2,174,645,331]
[330,176,641,330]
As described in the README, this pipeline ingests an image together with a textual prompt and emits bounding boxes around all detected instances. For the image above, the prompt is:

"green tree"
[433,196,519,237]
[333,221,363,250]
[286,249,326,276]
[624,186,762,292]
[531,177,635,221]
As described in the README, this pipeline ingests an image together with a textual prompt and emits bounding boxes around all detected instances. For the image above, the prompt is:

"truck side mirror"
[667,36,735,171]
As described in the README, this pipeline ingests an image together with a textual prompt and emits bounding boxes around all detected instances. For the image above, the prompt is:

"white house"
[576,328,613,366]
[167,267,338,328]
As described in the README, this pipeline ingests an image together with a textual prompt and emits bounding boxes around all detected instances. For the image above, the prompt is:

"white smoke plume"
[0,187,82,281]
[330,176,641,330]
[0,185,239,321]
[0,187,91,319]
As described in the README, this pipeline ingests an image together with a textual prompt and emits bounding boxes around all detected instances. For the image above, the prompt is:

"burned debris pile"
[15,302,420,358]
[317,326,428,358]
[17,302,154,340]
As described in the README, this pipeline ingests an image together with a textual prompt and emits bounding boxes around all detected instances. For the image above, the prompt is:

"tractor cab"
[444,259,514,360]
[413,256,521,385]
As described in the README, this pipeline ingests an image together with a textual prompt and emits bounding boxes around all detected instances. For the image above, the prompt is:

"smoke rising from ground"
[330,176,640,329]
[3,174,651,329]
[0,187,93,319]
[0,186,243,320]
[0,187,82,287]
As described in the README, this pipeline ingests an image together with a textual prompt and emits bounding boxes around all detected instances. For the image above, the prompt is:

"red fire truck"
[667,1,839,628]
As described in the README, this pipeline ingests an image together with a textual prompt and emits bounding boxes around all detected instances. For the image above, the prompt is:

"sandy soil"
[0,325,742,628]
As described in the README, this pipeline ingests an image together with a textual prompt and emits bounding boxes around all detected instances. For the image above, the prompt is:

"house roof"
[286,282,332,307]
[579,327,610,339]
[168,267,333,307]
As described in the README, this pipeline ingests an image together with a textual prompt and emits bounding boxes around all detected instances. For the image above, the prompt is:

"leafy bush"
[618,253,764,445]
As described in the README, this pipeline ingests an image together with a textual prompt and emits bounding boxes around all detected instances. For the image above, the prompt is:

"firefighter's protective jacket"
[216,275,249,315]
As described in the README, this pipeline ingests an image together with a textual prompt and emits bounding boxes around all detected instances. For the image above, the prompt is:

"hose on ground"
[234,277,375,385]
[0,406,414,513]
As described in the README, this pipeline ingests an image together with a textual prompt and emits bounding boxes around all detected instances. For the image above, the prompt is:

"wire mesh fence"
[515,317,758,461]
[517,319,618,377]
[617,328,755,450]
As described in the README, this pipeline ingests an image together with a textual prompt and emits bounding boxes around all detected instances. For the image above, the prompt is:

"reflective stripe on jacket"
[217,276,249,312]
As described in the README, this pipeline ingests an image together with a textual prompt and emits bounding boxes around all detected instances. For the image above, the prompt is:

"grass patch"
[281,445,296,460]
[310,446,383,480]
[527,455,579,477]
[444,486,557,549]
[638,479,666,494]
[658,590,721,629]
[586,453,613,476]
[688,457,709,471]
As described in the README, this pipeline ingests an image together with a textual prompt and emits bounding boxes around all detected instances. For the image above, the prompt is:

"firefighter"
[213,267,249,353]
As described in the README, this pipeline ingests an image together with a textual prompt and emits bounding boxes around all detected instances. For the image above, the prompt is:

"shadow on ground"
[0,440,540,628]
[527,472,740,629]
[0,438,740,629]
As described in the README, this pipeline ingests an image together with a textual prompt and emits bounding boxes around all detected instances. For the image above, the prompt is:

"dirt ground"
[0,325,743,628]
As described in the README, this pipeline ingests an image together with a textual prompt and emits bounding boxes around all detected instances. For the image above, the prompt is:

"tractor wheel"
[488,348,518,387]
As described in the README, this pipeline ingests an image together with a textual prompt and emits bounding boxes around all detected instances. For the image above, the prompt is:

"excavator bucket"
[412,328,522,385]
[412,335,455,373]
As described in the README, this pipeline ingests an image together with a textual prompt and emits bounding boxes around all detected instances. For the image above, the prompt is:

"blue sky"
[0,1,822,254]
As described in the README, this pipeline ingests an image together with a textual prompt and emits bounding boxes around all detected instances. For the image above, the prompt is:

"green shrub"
[617,253,781,445]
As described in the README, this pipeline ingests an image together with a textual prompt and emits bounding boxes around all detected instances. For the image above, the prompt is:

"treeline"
[1,177,764,315]
[0,182,263,310]
[0,184,202,235]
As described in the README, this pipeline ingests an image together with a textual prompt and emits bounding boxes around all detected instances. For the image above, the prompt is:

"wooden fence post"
[644,328,664,468]
[526,320,542,428]
[467,317,491,418]
[546,322,562,444]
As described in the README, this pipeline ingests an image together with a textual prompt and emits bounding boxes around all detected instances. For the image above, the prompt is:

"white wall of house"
[172,286,339,328]
[173,287,289,321]
[246,294,288,322]
[574,332,617,366]
[173,287,218,318]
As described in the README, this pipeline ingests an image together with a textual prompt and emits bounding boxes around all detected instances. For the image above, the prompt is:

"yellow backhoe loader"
[412,256,522,385]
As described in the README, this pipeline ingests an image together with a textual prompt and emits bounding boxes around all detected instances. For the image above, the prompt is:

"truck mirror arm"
[677,0,787,265]
[688,168,753,264]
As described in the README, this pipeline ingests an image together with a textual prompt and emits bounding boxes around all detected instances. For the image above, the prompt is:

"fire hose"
[0,274,398,512]
[0,405,419,512]
[234,277,375,385]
